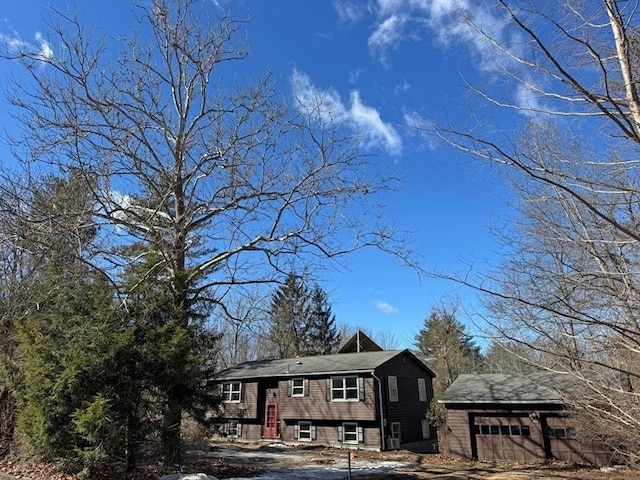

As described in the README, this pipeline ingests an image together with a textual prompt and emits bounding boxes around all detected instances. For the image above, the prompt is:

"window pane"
[490,425,499,435]
[332,389,344,399]
[500,425,510,436]
[481,425,489,435]
[345,377,357,388]
[343,423,358,442]
[333,378,343,388]
[418,378,427,402]
[346,388,358,399]
[555,428,566,438]
[299,422,312,440]
[511,425,520,435]
[521,425,531,436]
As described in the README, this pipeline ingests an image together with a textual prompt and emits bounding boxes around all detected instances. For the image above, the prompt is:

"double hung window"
[222,382,242,403]
[331,376,359,401]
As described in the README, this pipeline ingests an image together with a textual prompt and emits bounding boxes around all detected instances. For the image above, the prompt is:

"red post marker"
[347,450,355,480]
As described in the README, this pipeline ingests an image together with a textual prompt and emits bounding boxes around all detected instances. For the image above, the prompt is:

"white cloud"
[368,14,408,68]
[34,32,53,60]
[403,111,439,150]
[291,69,402,156]
[350,91,402,154]
[0,31,53,61]
[375,300,398,315]
[333,0,367,24]
[0,33,29,55]
[366,0,509,74]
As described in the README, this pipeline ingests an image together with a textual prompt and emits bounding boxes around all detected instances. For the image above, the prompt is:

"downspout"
[372,371,385,451]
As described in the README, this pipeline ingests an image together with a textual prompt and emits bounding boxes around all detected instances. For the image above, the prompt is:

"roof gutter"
[213,368,378,382]
[372,370,385,451]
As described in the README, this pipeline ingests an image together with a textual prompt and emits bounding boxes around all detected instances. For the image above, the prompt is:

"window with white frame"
[291,378,306,397]
[227,420,241,437]
[418,378,427,402]
[331,376,359,401]
[297,421,313,441]
[341,422,359,444]
[391,422,401,440]
[388,376,398,402]
[222,382,242,403]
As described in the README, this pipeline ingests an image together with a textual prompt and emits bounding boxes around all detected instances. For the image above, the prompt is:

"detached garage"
[440,373,611,466]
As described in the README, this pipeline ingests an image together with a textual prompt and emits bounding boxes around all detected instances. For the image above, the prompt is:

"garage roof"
[439,372,582,405]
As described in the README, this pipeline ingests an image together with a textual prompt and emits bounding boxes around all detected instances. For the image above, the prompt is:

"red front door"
[264,402,278,439]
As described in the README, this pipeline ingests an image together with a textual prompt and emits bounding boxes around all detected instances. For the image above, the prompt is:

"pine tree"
[267,272,312,359]
[307,284,341,355]
[13,265,136,474]
[415,305,482,442]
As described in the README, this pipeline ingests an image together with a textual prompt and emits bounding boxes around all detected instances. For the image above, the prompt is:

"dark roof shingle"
[439,372,581,405]
[214,350,424,380]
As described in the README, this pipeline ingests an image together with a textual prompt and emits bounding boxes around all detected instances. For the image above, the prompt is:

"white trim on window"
[388,376,399,402]
[297,421,313,441]
[418,378,427,402]
[222,381,242,403]
[342,422,359,444]
[292,378,306,397]
[331,376,359,402]
[227,420,241,437]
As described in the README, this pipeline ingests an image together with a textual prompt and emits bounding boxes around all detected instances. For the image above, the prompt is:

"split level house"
[440,373,612,466]
[212,333,437,452]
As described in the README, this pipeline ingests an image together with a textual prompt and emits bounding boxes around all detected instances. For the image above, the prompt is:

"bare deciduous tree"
[423,0,640,464]
[1,0,408,462]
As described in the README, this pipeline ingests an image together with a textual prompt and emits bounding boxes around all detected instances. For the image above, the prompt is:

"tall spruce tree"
[0,172,145,474]
[14,266,134,474]
[307,284,340,355]
[415,305,482,442]
[267,272,312,359]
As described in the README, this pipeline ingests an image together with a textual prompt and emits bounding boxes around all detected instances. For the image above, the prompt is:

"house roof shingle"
[439,372,581,405]
[214,349,432,380]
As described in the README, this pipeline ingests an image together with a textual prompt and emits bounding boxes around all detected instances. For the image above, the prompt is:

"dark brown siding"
[219,381,259,419]
[473,413,544,462]
[279,420,381,449]
[375,351,435,449]
[445,405,612,466]
[278,377,377,421]
[238,422,262,440]
[446,409,472,459]
[544,415,610,466]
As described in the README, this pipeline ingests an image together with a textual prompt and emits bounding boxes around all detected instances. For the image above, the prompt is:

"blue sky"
[0,1,522,349]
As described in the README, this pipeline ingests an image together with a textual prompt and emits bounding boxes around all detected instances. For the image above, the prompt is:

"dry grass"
[1,442,639,479]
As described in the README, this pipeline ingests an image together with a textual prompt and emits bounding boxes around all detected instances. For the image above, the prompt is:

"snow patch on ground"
[160,474,219,480]
[185,445,417,480]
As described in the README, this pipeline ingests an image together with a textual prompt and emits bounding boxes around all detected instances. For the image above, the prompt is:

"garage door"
[472,416,543,462]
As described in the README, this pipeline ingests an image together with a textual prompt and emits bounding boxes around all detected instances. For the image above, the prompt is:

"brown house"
[213,348,436,452]
[440,373,612,466]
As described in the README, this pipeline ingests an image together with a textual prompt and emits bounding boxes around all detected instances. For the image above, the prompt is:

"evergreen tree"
[118,248,218,463]
[1,0,409,463]
[13,265,135,475]
[415,305,482,445]
[307,284,341,355]
[1,173,145,473]
[267,272,312,359]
